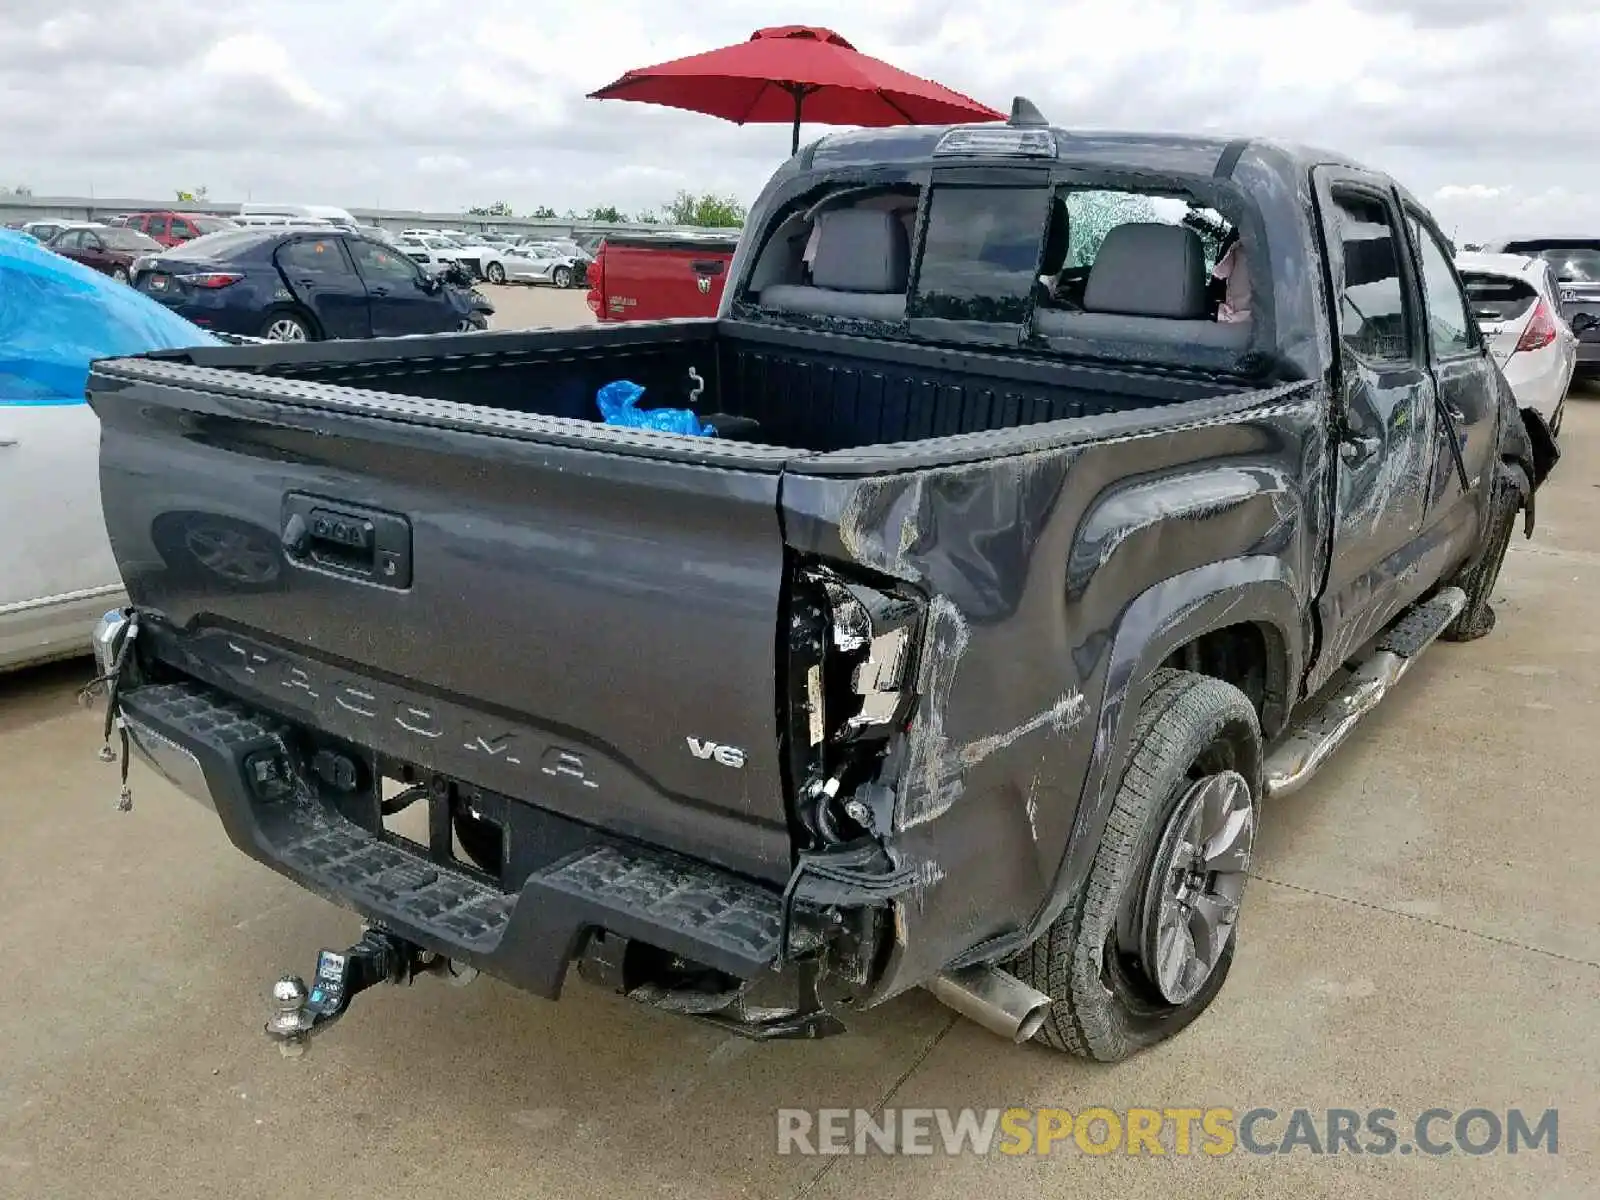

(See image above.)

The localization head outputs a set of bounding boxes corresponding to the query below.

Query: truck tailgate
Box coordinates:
[91,362,798,881]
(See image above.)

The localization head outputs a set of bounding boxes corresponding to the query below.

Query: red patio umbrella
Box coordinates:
[588,26,1004,155]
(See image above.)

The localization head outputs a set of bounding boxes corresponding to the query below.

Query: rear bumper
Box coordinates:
[114,669,843,1003]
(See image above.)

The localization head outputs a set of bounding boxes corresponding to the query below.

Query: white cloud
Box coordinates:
[199,32,336,116]
[0,0,1595,232]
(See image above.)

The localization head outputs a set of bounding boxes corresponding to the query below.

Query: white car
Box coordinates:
[394,234,504,281]
[1,398,125,671]
[396,233,469,273]
[1457,251,1578,435]
[497,242,584,288]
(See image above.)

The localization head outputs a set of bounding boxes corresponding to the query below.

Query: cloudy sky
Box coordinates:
[3,0,1596,240]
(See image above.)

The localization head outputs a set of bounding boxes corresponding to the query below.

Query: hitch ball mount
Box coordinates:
[265,926,478,1056]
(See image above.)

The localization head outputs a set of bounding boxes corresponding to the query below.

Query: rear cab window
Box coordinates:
[910,182,1048,332]
[737,158,1261,368]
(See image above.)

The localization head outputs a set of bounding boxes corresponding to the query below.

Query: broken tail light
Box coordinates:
[787,563,924,845]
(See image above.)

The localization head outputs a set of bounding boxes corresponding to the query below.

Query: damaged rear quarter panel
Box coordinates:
[780,382,1325,999]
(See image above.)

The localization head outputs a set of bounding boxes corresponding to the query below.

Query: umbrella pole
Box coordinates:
[790,85,803,155]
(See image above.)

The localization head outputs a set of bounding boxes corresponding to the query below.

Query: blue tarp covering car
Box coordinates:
[0,229,218,407]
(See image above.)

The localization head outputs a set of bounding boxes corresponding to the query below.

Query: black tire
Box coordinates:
[552,265,573,289]
[485,261,506,284]
[1015,668,1261,1062]
[1443,466,1523,642]
[111,266,130,284]
[260,309,314,342]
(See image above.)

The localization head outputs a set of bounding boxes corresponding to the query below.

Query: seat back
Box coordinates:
[1035,220,1252,351]
[1084,222,1208,318]
[759,208,910,321]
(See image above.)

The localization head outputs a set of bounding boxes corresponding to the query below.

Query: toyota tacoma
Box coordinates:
[86,99,1555,1060]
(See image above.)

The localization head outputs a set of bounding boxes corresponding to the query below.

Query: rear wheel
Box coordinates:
[485,261,506,284]
[262,311,312,342]
[111,266,130,284]
[1014,669,1261,1061]
[552,265,573,289]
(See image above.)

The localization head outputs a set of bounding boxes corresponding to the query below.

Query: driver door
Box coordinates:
[348,238,447,336]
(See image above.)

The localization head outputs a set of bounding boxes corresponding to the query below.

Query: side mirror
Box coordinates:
[1573,313,1597,335]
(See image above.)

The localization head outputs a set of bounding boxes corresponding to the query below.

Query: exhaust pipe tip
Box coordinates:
[926,965,1051,1044]
[1012,999,1050,1044]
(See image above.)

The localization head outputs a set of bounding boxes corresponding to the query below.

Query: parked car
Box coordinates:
[1484,238,1600,381]
[394,233,508,282]
[1457,251,1577,434]
[46,223,162,283]
[21,219,72,243]
[130,227,491,340]
[585,229,736,320]
[233,214,336,230]
[239,203,357,229]
[498,241,586,288]
[84,104,1555,1062]
[396,233,468,273]
[0,229,214,671]
[123,211,239,247]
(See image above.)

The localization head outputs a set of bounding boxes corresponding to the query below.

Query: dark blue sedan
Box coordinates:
[131,228,492,341]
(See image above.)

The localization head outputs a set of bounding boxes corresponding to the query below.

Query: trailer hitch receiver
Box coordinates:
[264,927,475,1056]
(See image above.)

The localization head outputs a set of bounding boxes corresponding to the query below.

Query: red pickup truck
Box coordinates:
[585,230,739,322]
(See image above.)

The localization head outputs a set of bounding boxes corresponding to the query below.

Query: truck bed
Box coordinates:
[144,319,1258,455]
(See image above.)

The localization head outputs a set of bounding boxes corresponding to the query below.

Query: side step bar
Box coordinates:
[1265,587,1466,799]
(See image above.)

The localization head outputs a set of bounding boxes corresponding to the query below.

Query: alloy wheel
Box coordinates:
[1139,769,1255,1005]
[265,317,307,341]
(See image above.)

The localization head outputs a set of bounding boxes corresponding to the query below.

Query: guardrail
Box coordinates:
[0,195,740,241]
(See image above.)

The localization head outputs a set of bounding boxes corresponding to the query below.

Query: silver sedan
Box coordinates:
[495,243,584,288]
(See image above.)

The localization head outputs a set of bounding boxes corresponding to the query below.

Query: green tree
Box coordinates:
[174,185,209,203]
[662,190,745,228]
[2,183,34,197]
[527,205,558,219]
[468,200,514,217]
[584,204,627,223]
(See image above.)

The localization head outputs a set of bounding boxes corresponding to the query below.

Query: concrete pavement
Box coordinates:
[1,370,1595,1198]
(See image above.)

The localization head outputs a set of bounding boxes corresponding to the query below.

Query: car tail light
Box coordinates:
[175,272,243,289]
[586,289,602,316]
[1515,300,1558,352]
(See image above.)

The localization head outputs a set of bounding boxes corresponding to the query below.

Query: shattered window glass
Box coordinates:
[1331,194,1411,363]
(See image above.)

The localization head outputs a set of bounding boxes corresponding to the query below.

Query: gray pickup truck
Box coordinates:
[88,99,1555,1062]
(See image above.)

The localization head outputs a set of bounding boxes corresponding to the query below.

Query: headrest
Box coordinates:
[1040,197,1071,276]
[1084,222,1208,319]
[811,208,910,294]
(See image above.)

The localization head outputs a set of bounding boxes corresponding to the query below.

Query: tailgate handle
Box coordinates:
[282,494,412,588]
[690,259,725,277]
